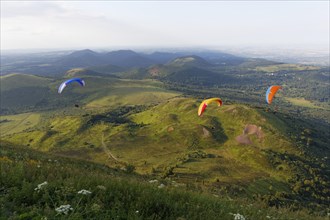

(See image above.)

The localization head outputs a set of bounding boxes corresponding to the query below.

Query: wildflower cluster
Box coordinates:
[34,181,48,192]
[78,189,92,195]
[55,204,73,215]
[149,179,158,183]
[233,213,246,220]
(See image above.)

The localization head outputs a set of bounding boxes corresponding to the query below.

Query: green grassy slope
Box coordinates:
[1,71,329,217]
[2,97,328,211]
[0,74,54,113]
[124,98,300,187]
[1,144,325,220]
[0,112,40,136]
[0,73,53,91]
[0,73,179,114]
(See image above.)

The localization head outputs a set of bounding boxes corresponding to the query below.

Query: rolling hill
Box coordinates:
[163,67,235,86]
[64,68,119,78]
[1,73,329,217]
[0,73,53,91]
[0,73,178,114]
[191,50,248,65]
[166,55,213,67]
[104,50,156,67]
[0,74,55,114]
[55,49,162,69]
[142,51,184,64]
[55,49,107,68]
[1,50,329,219]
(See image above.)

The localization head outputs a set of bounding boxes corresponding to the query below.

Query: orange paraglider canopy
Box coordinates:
[266,85,282,104]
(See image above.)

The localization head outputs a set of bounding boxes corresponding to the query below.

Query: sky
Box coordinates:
[1,1,329,51]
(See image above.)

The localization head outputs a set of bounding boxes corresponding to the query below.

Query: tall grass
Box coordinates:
[1,145,325,220]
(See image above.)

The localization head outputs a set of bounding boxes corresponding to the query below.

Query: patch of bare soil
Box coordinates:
[235,135,253,145]
[202,127,211,137]
[236,124,264,145]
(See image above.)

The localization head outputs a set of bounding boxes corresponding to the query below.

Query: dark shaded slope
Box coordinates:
[55,49,107,68]
[164,67,235,86]
[142,52,183,64]
[104,50,156,67]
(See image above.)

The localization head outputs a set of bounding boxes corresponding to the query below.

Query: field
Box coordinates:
[254,64,320,72]
[85,79,179,109]
[0,113,40,136]
[284,97,324,109]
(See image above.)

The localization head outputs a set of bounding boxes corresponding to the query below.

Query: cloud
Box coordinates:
[1,1,66,18]
[1,1,185,50]
[1,1,328,50]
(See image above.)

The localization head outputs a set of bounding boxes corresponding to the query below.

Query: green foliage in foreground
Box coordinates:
[0,145,327,220]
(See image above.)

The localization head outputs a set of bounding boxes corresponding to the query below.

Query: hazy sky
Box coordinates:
[1,1,329,51]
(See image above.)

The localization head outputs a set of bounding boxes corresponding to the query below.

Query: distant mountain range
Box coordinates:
[55,49,247,69]
[57,49,156,68]
[1,49,250,76]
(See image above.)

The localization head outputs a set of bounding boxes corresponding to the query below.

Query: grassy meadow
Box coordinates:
[0,113,41,136]
[284,97,325,109]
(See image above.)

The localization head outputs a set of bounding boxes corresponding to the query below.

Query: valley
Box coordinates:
[0,49,329,219]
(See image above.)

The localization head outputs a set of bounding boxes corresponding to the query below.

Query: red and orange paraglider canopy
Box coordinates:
[198,98,222,116]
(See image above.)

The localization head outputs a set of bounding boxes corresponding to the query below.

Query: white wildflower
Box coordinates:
[149,179,158,183]
[77,189,92,195]
[34,181,48,192]
[233,213,245,220]
[55,204,73,215]
[158,183,165,189]
[135,210,139,213]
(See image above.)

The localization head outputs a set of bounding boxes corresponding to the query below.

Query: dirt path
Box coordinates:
[101,133,120,162]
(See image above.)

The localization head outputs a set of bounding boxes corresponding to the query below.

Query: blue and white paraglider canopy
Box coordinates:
[58,78,86,94]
